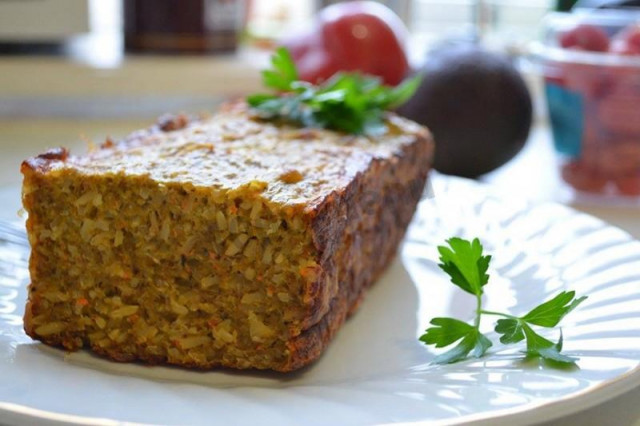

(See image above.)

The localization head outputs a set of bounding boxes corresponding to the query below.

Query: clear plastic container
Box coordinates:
[539,11,640,198]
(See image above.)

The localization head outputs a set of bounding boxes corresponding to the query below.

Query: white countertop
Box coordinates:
[0,54,638,426]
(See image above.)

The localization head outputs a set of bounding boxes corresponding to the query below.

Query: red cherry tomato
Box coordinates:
[615,174,640,196]
[611,24,640,55]
[598,92,640,136]
[559,24,610,52]
[281,1,410,86]
[561,160,608,193]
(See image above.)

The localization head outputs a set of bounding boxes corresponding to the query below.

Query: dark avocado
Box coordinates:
[398,45,533,178]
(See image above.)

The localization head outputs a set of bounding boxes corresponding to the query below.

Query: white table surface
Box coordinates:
[0,55,638,426]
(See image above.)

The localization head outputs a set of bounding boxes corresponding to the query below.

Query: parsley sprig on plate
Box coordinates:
[420,237,587,366]
[247,47,421,135]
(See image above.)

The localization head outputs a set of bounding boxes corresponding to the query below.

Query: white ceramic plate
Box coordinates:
[1,175,639,426]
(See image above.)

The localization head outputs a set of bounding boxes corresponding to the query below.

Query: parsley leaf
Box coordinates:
[494,318,525,344]
[522,291,587,327]
[522,324,576,364]
[437,237,491,296]
[492,292,586,363]
[382,74,422,109]
[495,319,576,363]
[422,237,588,368]
[260,47,298,91]
[420,318,492,364]
[420,317,476,348]
[247,48,421,135]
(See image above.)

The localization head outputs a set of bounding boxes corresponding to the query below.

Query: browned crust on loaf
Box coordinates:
[20,114,196,177]
[21,147,69,174]
[282,128,433,371]
[156,113,190,132]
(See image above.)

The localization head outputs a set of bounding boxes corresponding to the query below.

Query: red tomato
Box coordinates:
[281,1,410,86]
[559,24,610,52]
[283,30,340,84]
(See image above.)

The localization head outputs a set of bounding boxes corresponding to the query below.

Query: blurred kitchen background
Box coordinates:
[1,0,640,241]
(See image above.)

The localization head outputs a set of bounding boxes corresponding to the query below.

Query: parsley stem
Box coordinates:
[480,310,518,319]
[474,294,483,329]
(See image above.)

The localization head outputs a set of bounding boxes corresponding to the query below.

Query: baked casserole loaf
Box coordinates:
[21,104,433,372]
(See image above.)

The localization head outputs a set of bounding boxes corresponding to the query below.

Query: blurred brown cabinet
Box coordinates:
[124,0,246,53]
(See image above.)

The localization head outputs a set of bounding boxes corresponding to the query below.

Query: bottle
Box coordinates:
[124,0,245,54]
